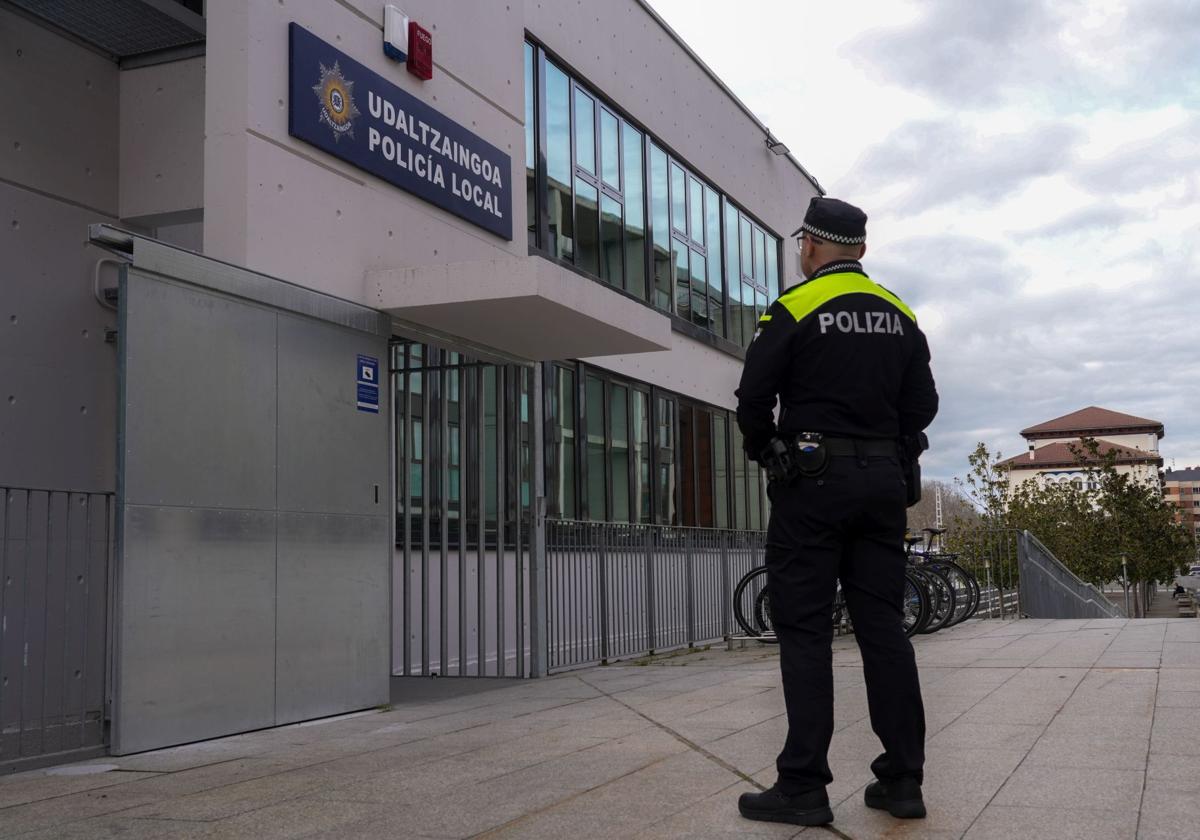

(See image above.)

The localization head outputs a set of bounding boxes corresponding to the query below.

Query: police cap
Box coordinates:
[791,197,867,245]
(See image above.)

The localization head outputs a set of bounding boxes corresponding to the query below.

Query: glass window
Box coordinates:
[754,228,767,287]
[524,43,536,248]
[690,248,708,328]
[622,123,646,299]
[600,109,620,189]
[573,87,595,174]
[633,389,651,524]
[741,281,757,348]
[696,407,714,527]
[713,413,729,528]
[610,384,630,522]
[600,194,622,286]
[740,216,753,279]
[673,239,690,321]
[689,177,705,244]
[554,366,576,518]
[544,63,573,261]
[575,177,600,276]
[679,404,696,526]
[585,375,606,520]
[705,186,723,336]
[649,145,671,311]
[656,395,676,525]
[724,201,741,345]
[765,237,779,301]
[731,425,747,530]
[670,163,687,234]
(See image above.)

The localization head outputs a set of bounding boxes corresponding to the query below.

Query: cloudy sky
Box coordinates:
[650,0,1200,482]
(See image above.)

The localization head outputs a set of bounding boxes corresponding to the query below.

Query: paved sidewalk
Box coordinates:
[3,618,1200,839]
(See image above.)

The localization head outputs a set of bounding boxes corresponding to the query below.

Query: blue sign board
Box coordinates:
[356,354,380,414]
[288,23,512,240]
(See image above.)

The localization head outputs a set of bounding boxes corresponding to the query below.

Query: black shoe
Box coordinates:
[738,786,833,826]
[864,778,926,819]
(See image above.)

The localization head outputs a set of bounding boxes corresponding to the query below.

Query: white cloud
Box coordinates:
[648,0,1200,481]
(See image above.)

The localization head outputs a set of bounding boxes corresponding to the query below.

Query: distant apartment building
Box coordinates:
[1163,467,1200,546]
[1000,406,1164,495]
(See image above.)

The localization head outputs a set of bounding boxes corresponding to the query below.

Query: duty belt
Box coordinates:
[816,437,898,457]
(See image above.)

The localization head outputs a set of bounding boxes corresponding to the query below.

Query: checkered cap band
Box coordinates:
[800,221,866,245]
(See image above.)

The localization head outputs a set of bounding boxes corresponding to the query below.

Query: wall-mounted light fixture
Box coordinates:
[765,134,790,156]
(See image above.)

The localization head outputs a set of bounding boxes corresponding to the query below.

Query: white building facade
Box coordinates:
[1,0,821,768]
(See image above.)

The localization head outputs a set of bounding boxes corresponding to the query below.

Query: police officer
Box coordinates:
[735,197,938,827]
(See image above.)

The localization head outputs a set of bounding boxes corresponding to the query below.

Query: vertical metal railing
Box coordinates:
[1,488,112,772]
[545,520,766,672]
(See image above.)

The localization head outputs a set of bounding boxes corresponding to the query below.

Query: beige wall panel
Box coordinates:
[203,1,251,262]
[0,183,118,491]
[585,332,741,411]
[0,8,118,215]
[337,0,525,119]
[241,133,510,302]
[119,57,206,219]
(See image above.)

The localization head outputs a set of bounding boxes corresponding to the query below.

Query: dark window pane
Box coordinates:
[690,248,708,329]
[585,375,606,520]
[754,227,767,287]
[622,123,646,299]
[524,43,536,248]
[689,177,704,245]
[656,396,676,525]
[574,88,595,174]
[740,215,753,280]
[714,413,729,529]
[679,404,696,526]
[650,145,671,311]
[610,384,630,522]
[724,201,741,345]
[545,63,573,260]
[600,194,622,286]
[555,366,576,518]
[483,367,499,528]
[766,235,780,300]
[673,238,690,321]
[706,186,723,336]
[634,390,651,524]
[741,281,757,347]
[731,424,747,530]
[696,408,714,527]
[670,163,686,234]
[600,109,620,189]
[575,177,599,275]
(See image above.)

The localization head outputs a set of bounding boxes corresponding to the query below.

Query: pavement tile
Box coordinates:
[1145,752,1200,790]
[1023,732,1149,770]
[1160,641,1200,666]
[1134,781,1199,839]
[992,765,1144,810]
[629,781,803,839]
[965,804,1138,839]
[927,721,1044,752]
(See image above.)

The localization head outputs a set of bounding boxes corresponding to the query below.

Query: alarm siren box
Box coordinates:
[383,5,409,61]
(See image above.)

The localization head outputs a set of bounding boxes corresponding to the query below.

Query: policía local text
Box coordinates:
[366,91,504,219]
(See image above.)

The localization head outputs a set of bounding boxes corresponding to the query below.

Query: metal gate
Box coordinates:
[1,488,111,773]
[93,226,392,755]
[391,342,538,677]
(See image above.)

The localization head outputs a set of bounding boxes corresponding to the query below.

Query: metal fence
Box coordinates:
[1016,531,1125,619]
[947,528,1022,619]
[1,488,112,773]
[546,521,765,671]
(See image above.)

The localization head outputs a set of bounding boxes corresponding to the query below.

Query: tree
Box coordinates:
[906,480,979,534]
[950,439,1196,616]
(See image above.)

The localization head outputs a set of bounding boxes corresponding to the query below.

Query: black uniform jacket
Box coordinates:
[735,260,938,460]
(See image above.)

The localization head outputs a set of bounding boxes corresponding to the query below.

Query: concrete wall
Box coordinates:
[0,7,120,491]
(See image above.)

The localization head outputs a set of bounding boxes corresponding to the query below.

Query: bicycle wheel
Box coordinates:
[902,571,929,637]
[917,566,957,633]
[929,561,976,627]
[753,585,778,642]
[733,566,772,638]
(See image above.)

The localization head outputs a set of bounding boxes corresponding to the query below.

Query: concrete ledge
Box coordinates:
[367,255,672,361]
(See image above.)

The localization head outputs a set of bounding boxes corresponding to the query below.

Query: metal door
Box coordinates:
[95,227,391,754]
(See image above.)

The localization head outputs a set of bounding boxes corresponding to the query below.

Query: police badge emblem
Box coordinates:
[312,61,361,142]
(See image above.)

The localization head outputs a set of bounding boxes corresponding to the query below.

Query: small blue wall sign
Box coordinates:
[356,354,380,414]
[288,23,512,240]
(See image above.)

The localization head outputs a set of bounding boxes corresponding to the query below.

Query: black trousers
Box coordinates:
[765,454,925,793]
